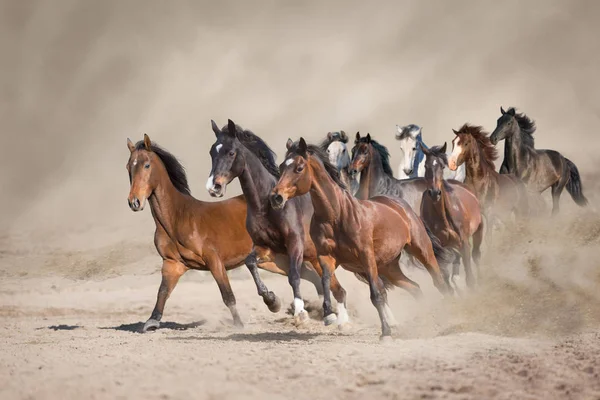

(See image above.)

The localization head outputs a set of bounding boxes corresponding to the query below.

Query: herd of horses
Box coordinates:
[126,106,588,339]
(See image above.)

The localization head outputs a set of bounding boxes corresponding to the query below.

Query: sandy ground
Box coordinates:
[2,203,600,400]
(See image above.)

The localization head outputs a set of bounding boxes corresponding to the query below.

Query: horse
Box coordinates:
[395,124,466,182]
[270,137,453,339]
[490,106,588,215]
[126,134,263,332]
[206,119,349,326]
[319,131,359,195]
[448,124,529,240]
[419,142,484,289]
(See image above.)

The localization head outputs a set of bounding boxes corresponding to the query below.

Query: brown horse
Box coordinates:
[448,124,529,237]
[270,138,452,339]
[126,134,286,332]
[420,143,484,289]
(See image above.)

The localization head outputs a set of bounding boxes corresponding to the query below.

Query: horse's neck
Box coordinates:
[238,150,277,213]
[464,147,491,194]
[309,161,345,223]
[413,138,427,177]
[149,174,191,235]
[433,187,453,230]
[356,150,393,199]
[505,131,528,174]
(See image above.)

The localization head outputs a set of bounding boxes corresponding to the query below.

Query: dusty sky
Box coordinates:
[1,0,598,239]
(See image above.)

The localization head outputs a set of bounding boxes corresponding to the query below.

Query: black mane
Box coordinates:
[135,141,191,195]
[355,137,394,177]
[222,124,280,178]
[508,107,536,148]
[287,142,347,190]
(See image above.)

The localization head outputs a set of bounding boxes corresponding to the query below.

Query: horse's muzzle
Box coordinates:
[427,189,441,202]
[403,168,413,176]
[270,193,285,209]
[128,196,144,212]
[208,183,224,198]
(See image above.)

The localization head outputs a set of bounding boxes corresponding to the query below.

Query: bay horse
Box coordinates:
[490,107,588,215]
[319,131,359,195]
[126,134,263,332]
[270,137,452,339]
[419,143,484,289]
[206,119,349,326]
[448,124,529,238]
[395,124,466,182]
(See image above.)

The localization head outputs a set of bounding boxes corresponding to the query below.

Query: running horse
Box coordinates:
[490,107,588,215]
[126,134,277,332]
[448,124,529,238]
[319,131,359,195]
[419,143,484,289]
[270,138,452,339]
[206,120,349,326]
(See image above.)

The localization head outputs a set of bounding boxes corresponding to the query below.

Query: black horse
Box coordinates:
[490,107,588,215]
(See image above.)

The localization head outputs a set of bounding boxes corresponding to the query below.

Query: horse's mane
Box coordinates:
[135,140,191,195]
[355,137,394,177]
[428,145,449,167]
[319,131,348,151]
[222,123,280,178]
[287,142,347,190]
[397,124,422,140]
[456,124,497,169]
[507,107,536,148]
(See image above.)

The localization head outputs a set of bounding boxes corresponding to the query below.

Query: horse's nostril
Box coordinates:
[213,183,222,191]
[272,194,283,205]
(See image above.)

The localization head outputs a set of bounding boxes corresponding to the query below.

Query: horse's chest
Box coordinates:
[246,216,283,250]
[310,222,337,254]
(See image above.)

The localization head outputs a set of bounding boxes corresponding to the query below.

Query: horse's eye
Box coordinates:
[342,149,346,153]
[229,151,235,157]
[296,165,304,173]
[327,149,330,153]
[144,163,150,169]
[413,147,416,151]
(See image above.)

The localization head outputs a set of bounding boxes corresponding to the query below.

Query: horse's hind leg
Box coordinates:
[360,251,392,339]
[300,263,324,297]
[380,260,422,300]
[551,177,567,216]
[460,242,475,289]
[206,253,243,328]
[472,221,484,283]
[405,230,450,296]
[245,247,282,313]
[144,259,187,332]
[315,255,349,326]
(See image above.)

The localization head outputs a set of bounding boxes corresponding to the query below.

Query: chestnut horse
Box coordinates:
[270,138,452,339]
[126,134,263,332]
[448,124,529,238]
[420,143,484,289]
[206,120,349,326]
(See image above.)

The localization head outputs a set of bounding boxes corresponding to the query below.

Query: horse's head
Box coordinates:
[206,119,246,197]
[348,132,373,176]
[448,127,472,171]
[395,124,422,176]
[421,142,448,202]
[126,134,161,212]
[270,138,312,209]
[327,141,350,171]
[490,106,518,145]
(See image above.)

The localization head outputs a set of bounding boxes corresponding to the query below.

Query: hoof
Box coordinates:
[337,322,352,333]
[294,310,309,326]
[265,293,281,313]
[233,319,244,329]
[380,335,393,343]
[323,313,337,326]
[142,319,160,333]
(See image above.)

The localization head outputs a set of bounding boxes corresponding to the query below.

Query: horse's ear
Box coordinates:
[327,132,334,141]
[227,119,237,138]
[419,142,429,155]
[143,134,152,150]
[355,132,361,143]
[211,120,221,137]
[298,137,308,157]
[127,138,135,153]
[507,108,515,116]
[440,142,447,154]
[339,130,348,142]
[366,133,372,143]
[500,106,506,115]
[286,138,294,150]
[452,128,459,135]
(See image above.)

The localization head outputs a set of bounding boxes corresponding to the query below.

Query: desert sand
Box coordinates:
[1,1,600,399]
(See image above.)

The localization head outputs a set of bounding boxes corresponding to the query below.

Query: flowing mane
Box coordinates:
[507,107,536,148]
[222,123,280,178]
[135,140,191,195]
[355,137,394,177]
[319,131,348,151]
[456,124,498,170]
[287,142,347,189]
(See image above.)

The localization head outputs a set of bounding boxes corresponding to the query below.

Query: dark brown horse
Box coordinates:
[490,107,588,215]
[207,120,349,326]
[448,124,529,237]
[270,138,452,339]
[420,143,484,289]
[126,134,260,332]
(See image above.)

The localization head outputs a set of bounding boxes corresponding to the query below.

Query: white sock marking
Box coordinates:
[293,298,305,316]
[337,303,349,325]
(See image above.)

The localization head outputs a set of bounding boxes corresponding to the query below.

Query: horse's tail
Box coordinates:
[353,272,395,290]
[421,218,455,267]
[565,158,588,207]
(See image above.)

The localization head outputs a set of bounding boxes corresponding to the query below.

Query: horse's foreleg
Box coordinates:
[286,239,308,325]
[316,255,349,326]
[460,242,475,288]
[551,179,566,216]
[360,251,392,340]
[206,253,243,328]
[144,259,187,333]
[245,248,282,313]
[472,221,484,282]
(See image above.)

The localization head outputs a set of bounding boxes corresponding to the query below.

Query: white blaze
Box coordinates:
[205,174,214,190]
[285,158,294,166]
[215,144,223,153]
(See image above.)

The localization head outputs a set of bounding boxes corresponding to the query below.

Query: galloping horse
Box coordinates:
[319,131,358,195]
[395,124,466,182]
[448,124,529,237]
[270,138,452,339]
[420,143,484,288]
[490,107,588,215]
[126,134,258,332]
[206,120,349,326]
